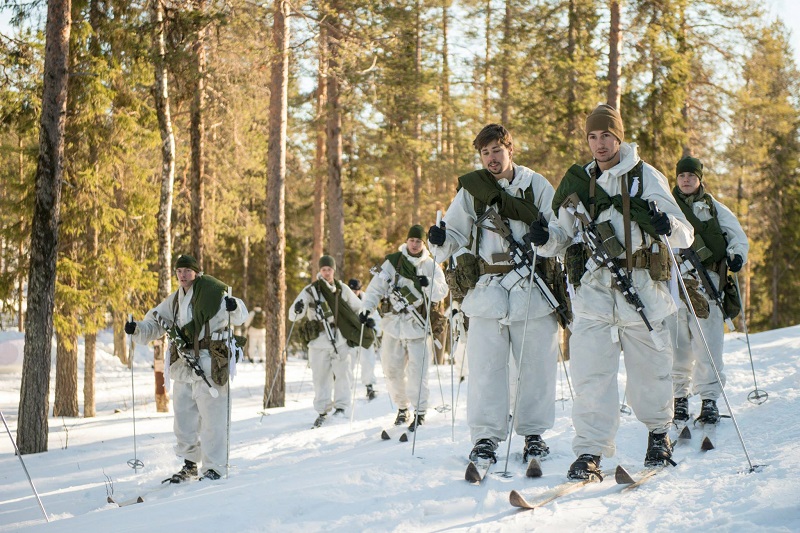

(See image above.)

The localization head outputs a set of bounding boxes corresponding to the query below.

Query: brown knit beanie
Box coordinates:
[585,104,625,142]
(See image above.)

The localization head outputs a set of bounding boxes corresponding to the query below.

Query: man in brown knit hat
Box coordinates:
[528,104,694,480]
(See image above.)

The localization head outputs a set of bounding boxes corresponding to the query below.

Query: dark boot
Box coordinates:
[201,469,221,481]
[522,435,550,462]
[394,408,409,426]
[567,454,602,481]
[312,413,327,428]
[644,431,675,467]
[469,438,498,464]
[696,399,720,425]
[407,412,425,433]
[164,460,198,484]
[673,397,690,422]
[366,384,377,401]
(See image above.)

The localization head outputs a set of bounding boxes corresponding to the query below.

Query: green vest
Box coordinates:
[313,279,375,349]
[180,274,228,342]
[552,161,658,238]
[672,187,728,265]
[458,168,539,225]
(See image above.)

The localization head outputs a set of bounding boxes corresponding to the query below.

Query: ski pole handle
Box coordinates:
[436,210,443,226]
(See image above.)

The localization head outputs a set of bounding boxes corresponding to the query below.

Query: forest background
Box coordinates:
[0,0,798,454]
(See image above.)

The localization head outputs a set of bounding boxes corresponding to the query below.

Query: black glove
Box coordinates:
[727,254,744,273]
[294,300,305,314]
[124,321,136,335]
[528,217,550,246]
[359,311,376,329]
[224,296,237,312]
[649,209,671,236]
[427,221,446,246]
[418,275,429,287]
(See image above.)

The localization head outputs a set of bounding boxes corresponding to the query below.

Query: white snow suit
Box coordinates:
[133,280,248,475]
[244,309,267,362]
[350,309,380,387]
[433,164,559,445]
[289,275,362,415]
[362,243,447,413]
[667,193,748,401]
[538,143,694,458]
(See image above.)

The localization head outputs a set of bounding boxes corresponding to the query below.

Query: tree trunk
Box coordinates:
[17,0,71,454]
[152,0,175,412]
[313,24,328,280]
[83,333,96,417]
[263,0,290,409]
[412,0,422,222]
[17,133,25,332]
[499,0,511,126]
[53,330,79,418]
[326,5,345,271]
[190,0,207,266]
[607,0,622,110]
[567,0,578,136]
[482,0,492,124]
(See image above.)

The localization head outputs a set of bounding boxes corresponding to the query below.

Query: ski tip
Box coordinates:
[509,489,534,510]
[107,496,115,505]
[525,458,543,478]
[614,465,636,485]
[701,436,715,451]
[679,425,692,440]
[381,430,391,440]
[399,433,408,442]
[465,462,482,483]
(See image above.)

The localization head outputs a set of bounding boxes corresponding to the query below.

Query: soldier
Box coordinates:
[348,279,380,400]
[244,306,267,363]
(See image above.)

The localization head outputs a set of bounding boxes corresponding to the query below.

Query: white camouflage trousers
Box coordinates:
[309,340,353,414]
[380,333,431,412]
[667,305,726,401]
[172,379,228,476]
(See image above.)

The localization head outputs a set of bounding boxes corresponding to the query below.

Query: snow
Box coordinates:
[1,325,799,532]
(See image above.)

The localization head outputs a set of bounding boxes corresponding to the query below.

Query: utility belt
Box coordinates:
[566,240,671,286]
[478,259,514,276]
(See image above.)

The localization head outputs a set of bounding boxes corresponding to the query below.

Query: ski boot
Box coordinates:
[163,459,198,484]
[312,413,327,428]
[567,454,602,481]
[644,431,676,467]
[201,469,221,481]
[366,384,377,401]
[673,397,690,423]
[394,408,409,426]
[407,412,425,433]
[469,438,498,464]
[695,399,720,425]
[332,408,346,417]
[522,435,550,462]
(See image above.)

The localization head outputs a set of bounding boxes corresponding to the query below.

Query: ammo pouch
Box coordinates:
[444,253,480,301]
[595,220,625,258]
[690,234,714,264]
[209,338,246,386]
[379,298,392,315]
[537,257,573,328]
[722,275,742,319]
[679,278,710,319]
[428,303,447,338]
[565,243,589,287]
[297,318,323,347]
[647,240,672,282]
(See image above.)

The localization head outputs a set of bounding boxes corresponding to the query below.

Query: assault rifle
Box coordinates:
[306,284,339,355]
[372,266,443,350]
[679,247,736,331]
[477,209,571,328]
[561,193,666,351]
[152,311,219,398]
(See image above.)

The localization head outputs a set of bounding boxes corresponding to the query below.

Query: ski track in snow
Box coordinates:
[1,326,799,532]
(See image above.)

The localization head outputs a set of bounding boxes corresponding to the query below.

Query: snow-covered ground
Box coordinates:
[1,325,798,532]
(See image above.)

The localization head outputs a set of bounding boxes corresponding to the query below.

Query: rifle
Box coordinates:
[678,247,736,331]
[306,283,339,355]
[560,193,666,351]
[372,265,443,350]
[152,311,219,398]
[477,209,571,328]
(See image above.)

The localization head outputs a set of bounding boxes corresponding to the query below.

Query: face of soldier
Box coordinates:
[587,130,621,170]
[479,140,514,181]
[406,237,424,255]
[175,267,198,292]
[320,266,335,284]
[677,171,701,195]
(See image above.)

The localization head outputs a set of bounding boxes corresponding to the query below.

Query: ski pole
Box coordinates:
[350,322,366,426]
[127,314,143,472]
[732,273,768,404]
[652,201,762,473]
[412,211,441,456]
[1,409,49,522]
[498,242,539,478]
[225,288,233,479]
[556,341,574,404]
[448,291,456,441]
[433,332,451,414]
[620,391,631,415]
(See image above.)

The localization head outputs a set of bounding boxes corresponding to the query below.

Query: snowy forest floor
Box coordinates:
[1,325,799,532]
